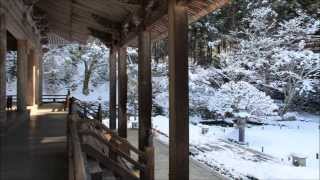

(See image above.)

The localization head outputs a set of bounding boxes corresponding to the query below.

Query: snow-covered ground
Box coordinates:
[67,82,109,102]
[43,82,109,103]
[141,113,319,179]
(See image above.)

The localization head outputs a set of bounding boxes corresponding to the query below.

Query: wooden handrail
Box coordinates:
[78,119,145,158]
[68,115,87,180]
[79,130,146,171]
[68,97,154,180]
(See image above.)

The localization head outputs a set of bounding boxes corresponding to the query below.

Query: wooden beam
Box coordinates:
[118,46,128,138]
[0,11,7,127]
[168,1,189,180]
[109,46,117,130]
[17,40,28,112]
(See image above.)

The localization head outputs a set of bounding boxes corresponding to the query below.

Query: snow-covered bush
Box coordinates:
[208,81,278,119]
[153,75,169,115]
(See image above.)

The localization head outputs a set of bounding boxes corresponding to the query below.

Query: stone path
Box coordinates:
[127,129,227,180]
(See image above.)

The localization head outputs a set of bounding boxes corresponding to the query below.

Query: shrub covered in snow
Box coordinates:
[208,81,278,119]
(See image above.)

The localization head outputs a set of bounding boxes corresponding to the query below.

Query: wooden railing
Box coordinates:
[68,115,87,180]
[70,97,103,122]
[42,94,68,103]
[68,97,154,180]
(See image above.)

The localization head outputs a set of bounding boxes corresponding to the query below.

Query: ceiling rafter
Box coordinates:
[91,14,121,32]
[117,0,140,5]
[88,27,113,46]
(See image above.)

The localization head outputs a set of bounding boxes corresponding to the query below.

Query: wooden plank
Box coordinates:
[0,11,6,126]
[17,40,28,112]
[168,1,189,180]
[109,47,117,130]
[118,46,127,138]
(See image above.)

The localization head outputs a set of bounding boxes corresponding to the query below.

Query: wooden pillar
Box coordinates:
[168,1,189,180]
[38,52,43,104]
[117,46,127,138]
[109,47,117,130]
[0,11,6,126]
[138,30,154,180]
[26,49,35,106]
[138,30,153,149]
[34,50,40,105]
[17,40,28,112]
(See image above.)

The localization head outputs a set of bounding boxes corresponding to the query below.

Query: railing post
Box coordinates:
[69,97,75,115]
[65,90,70,111]
[97,103,102,123]
[143,146,155,180]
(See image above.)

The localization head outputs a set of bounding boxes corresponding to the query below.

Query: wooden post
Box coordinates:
[26,49,35,106]
[17,40,28,112]
[65,90,70,111]
[144,147,155,180]
[69,97,75,115]
[97,103,102,123]
[138,29,154,180]
[38,52,43,103]
[34,50,40,105]
[0,11,7,127]
[109,47,117,130]
[168,1,189,180]
[118,46,127,138]
[138,30,153,150]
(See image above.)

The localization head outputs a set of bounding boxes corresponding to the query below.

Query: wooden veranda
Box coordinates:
[0,0,229,179]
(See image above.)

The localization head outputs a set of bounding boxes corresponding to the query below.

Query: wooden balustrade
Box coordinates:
[68,97,153,180]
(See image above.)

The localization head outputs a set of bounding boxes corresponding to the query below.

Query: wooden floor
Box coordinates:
[127,129,226,180]
[0,104,68,180]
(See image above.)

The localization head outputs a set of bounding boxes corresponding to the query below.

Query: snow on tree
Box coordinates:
[208,81,278,120]
[152,63,169,115]
[6,51,17,82]
[43,37,109,95]
[68,38,108,95]
[127,48,139,116]
[189,66,227,114]
[43,47,73,93]
[5,51,17,94]
[220,5,280,84]
[219,3,320,113]
[272,12,320,113]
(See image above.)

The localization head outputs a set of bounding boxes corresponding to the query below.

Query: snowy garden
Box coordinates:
[5,0,320,179]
